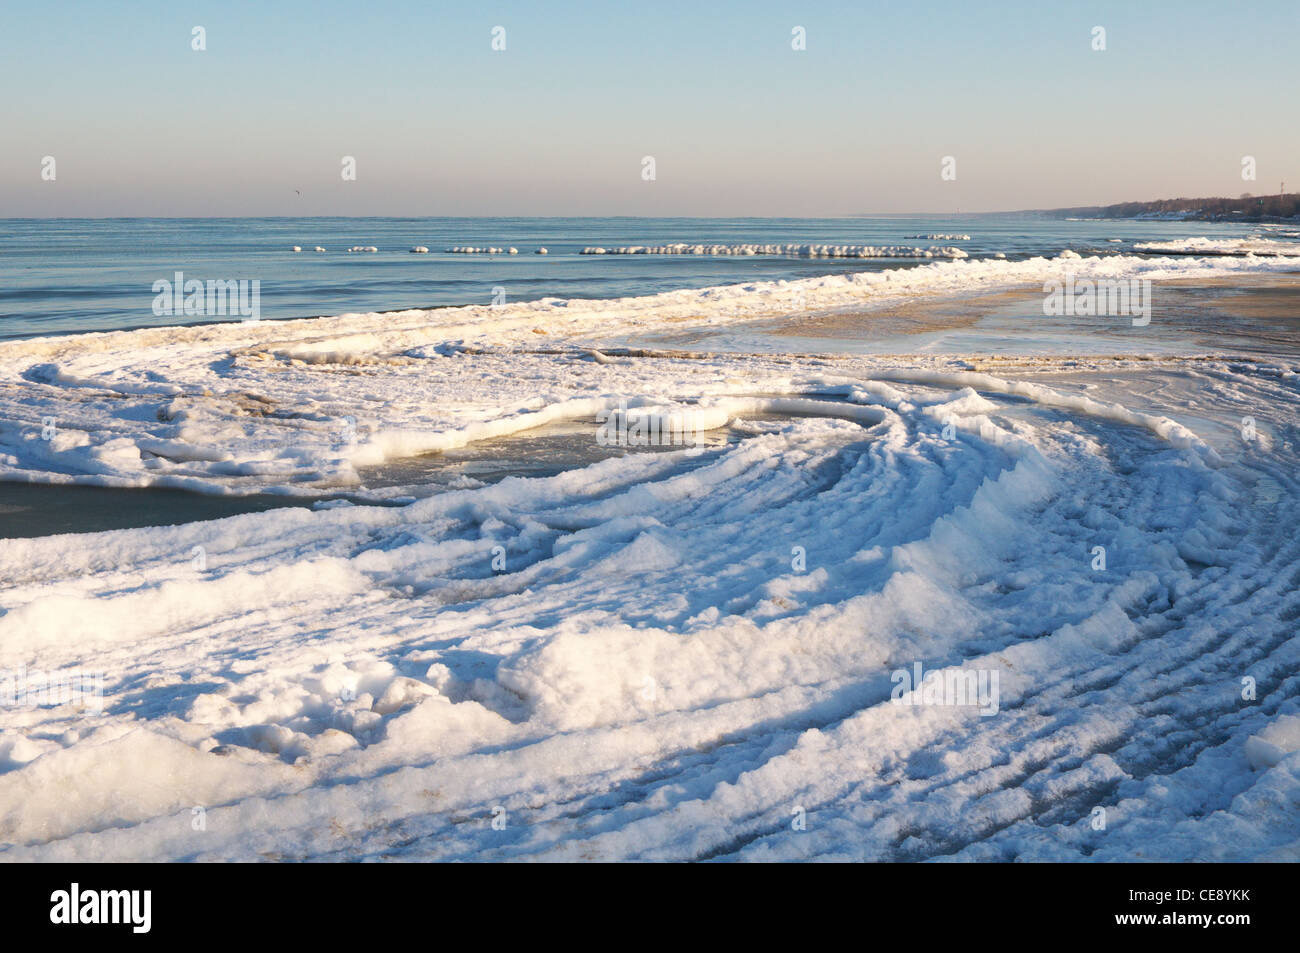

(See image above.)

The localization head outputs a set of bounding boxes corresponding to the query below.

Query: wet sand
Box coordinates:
[770,285,1034,339]
[859,273,1300,357]
[630,272,1300,358]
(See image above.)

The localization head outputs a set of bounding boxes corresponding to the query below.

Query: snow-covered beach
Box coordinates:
[2,251,1299,861]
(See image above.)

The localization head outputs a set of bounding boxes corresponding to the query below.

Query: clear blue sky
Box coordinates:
[2,0,1296,216]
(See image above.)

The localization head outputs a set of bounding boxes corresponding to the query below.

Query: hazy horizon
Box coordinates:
[3,201,1287,222]
[4,0,1297,217]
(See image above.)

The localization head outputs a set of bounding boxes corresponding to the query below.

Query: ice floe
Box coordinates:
[581,243,969,259]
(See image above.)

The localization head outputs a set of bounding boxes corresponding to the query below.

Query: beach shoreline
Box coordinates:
[3,248,1300,863]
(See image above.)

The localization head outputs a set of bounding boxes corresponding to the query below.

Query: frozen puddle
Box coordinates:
[357,416,737,492]
[0,406,863,537]
[356,404,856,493]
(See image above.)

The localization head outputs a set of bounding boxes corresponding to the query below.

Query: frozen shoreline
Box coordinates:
[2,251,1298,497]
[2,252,1299,862]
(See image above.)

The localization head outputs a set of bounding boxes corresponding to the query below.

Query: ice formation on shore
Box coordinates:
[1,249,1298,862]
[1135,237,1300,257]
[581,243,969,259]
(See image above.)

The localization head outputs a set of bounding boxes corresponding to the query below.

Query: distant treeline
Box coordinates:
[1044,193,1300,222]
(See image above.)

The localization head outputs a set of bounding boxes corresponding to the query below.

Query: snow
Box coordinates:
[1135,236,1300,257]
[0,251,1295,497]
[1246,715,1300,770]
[1,250,1299,861]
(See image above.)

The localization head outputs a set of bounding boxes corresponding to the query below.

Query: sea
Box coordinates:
[0,215,1289,339]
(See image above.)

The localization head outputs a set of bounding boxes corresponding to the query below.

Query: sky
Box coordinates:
[2,0,1297,217]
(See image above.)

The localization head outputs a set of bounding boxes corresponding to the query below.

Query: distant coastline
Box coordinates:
[1039,193,1300,223]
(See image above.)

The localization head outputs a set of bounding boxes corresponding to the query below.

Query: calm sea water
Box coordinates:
[0,215,1279,339]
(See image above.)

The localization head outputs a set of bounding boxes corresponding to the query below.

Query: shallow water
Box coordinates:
[0,482,316,539]
[0,411,840,538]
[355,417,738,491]
[617,273,1300,359]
